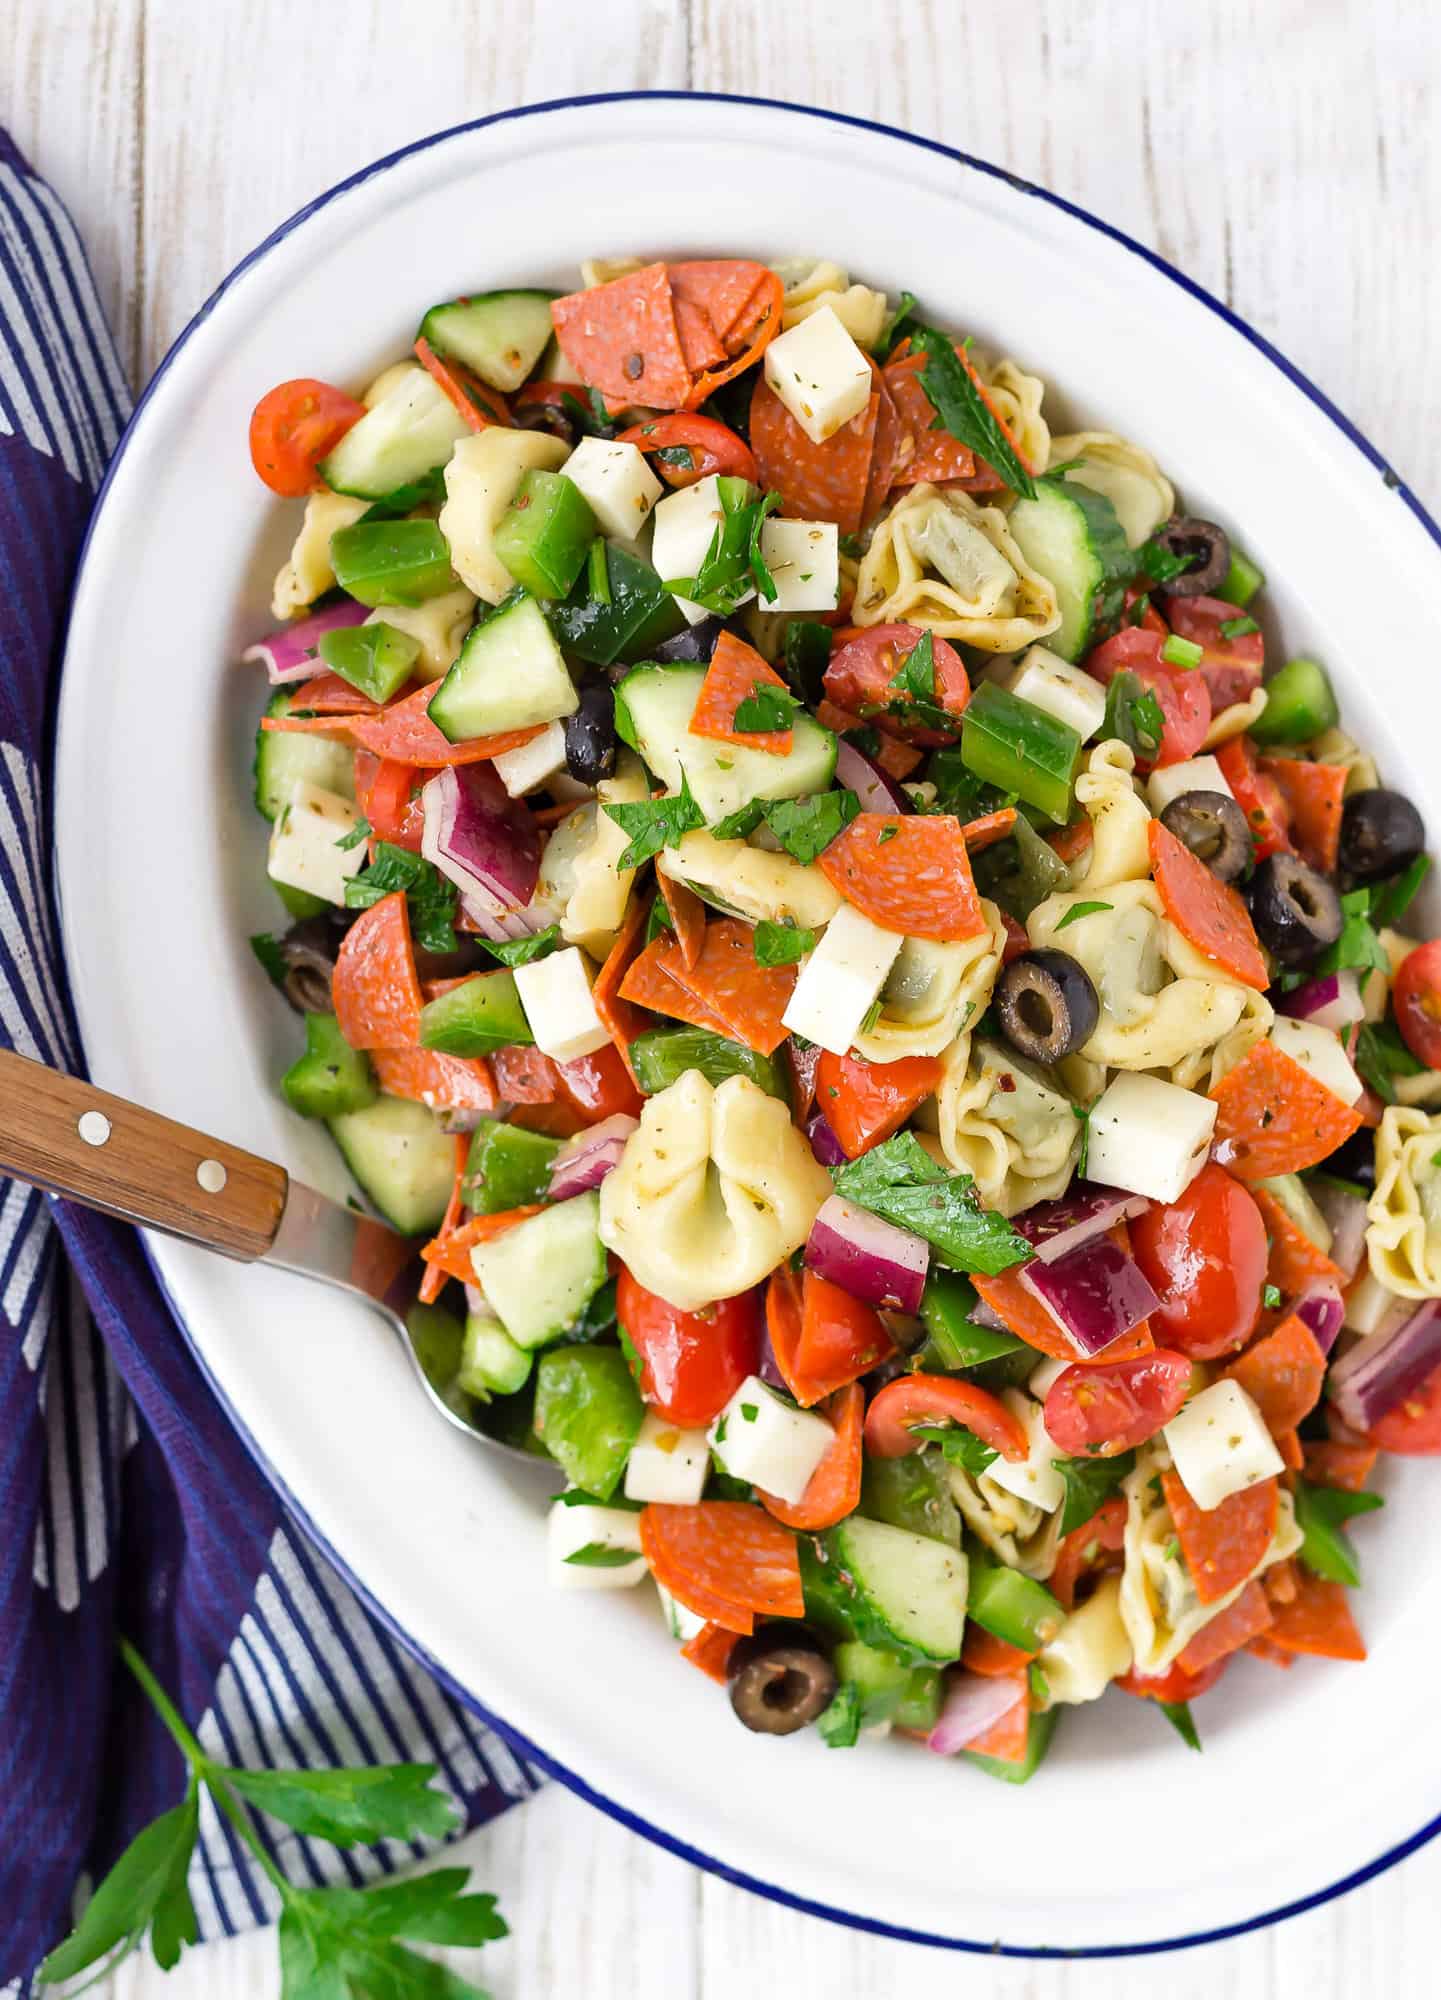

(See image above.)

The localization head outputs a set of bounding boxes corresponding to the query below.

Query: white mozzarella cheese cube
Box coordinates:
[980,1392,1067,1514]
[781,904,905,1057]
[1163,1379,1284,1512]
[758,518,840,612]
[1028,1355,1072,1401]
[1007,646,1108,743]
[513,946,610,1062]
[1268,1015,1363,1105]
[1344,1269,1412,1337]
[547,1497,647,1589]
[1146,754,1236,816]
[561,436,663,542]
[490,719,569,797]
[267,781,365,907]
[762,306,872,445]
[1084,1072,1218,1205]
[656,1581,706,1642]
[650,474,751,625]
[624,1410,711,1506]
[707,1375,834,1505]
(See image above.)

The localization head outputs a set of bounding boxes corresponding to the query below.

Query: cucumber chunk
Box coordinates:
[1006,478,1133,661]
[859,1453,962,1548]
[427,589,578,742]
[318,369,468,500]
[1248,657,1338,745]
[967,1554,1065,1652]
[328,1096,456,1235]
[405,1301,471,1421]
[960,681,1080,826]
[462,1121,560,1213]
[618,663,837,821]
[469,1192,609,1349]
[418,968,533,1056]
[253,689,356,822]
[419,291,556,394]
[457,1310,534,1398]
[494,470,596,599]
[282,1013,377,1119]
[818,1515,968,1662]
[330,521,456,609]
[1223,546,1265,606]
[533,1345,644,1499]
[831,1640,942,1732]
[548,542,686,665]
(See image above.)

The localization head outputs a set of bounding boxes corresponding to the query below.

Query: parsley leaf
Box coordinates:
[710,800,766,842]
[603,771,707,870]
[885,628,954,735]
[906,323,1036,497]
[561,387,617,438]
[250,932,287,984]
[476,925,561,968]
[1263,1283,1283,1310]
[753,920,816,967]
[1315,887,1391,980]
[1051,1451,1136,1538]
[345,842,458,954]
[335,813,372,852]
[1071,1102,1090,1179]
[1055,899,1113,931]
[762,788,863,864]
[1354,1018,1425,1103]
[1369,854,1430,927]
[877,288,918,359]
[1295,1478,1384,1587]
[780,619,833,707]
[910,1424,999,1477]
[1138,537,1196,585]
[225,1761,459,1845]
[1102,669,1165,763]
[645,895,676,942]
[1219,615,1260,639]
[733,680,802,735]
[1159,1700,1203,1752]
[663,482,781,614]
[563,1543,642,1568]
[833,1132,1034,1274]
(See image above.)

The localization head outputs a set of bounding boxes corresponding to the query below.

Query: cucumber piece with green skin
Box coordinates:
[960,681,1081,826]
[427,589,578,742]
[463,1121,560,1214]
[469,1192,609,1350]
[457,1311,533,1398]
[548,542,686,666]
[493,470,597,599]
[628,1026,789,1102]
[419,291,557,394]
[966,1553,1065,1651]
[1006,478,1134,661]
[618,663,837,822]
[859,1453,962,1548]
[532,1344,644,1499]
[404,1302,473,1421]
[963,1703,1059,1784]
[830,1640,941,1732]
[1248,657,1338,745]
[317,621,420,704]
[817,1515,968,1663]
[282,1013,378,1119]
[318,370,468,500]
[330,521,456,609]
[894,1663,944,1733]
[920,1271,1024,1371]
[418,968,533,1056]
[253,689,356,822]
[328,1096,456,1235]
[274,880,329,921]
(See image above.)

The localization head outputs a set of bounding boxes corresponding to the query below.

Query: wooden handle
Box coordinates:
[0,1047,289,1260]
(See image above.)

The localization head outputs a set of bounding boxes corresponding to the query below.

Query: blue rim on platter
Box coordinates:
[56,90,1441,1959]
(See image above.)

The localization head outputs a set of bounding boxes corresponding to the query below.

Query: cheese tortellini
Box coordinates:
[534,753,648,960]
[657,830,842,931]
[1034,1574,1133,1706]
[270,489,368,620]
[1046,431,1174,549]
[1367,1105,1441,1298]
[598,1071,832,1312]
[439,429,569,604]
[853,484,1061,651]
[1120,1445,1301,1676]
[774,257,889,349]
[1070,739,1152,890]
[933,1037,1079,1214]
[851,903,1005,1064]
[975,355,1051,476]
[366,587,476,679]
[944,1460,1063,1581]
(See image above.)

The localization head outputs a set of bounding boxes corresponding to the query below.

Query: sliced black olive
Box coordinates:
[1318,1126,1378,1192]
[1339,788,1425,885]
[727,1624,837,1736]
[995,949,1100,1064]
[1159,789,1253,884]
[276,911,354,1014]
[653,615,726,664]
[564,681,618,787]
[1246,852,1343,967]
[1152,515,1232,598]
[513,400,577,448]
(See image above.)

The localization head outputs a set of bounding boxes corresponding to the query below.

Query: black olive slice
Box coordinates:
[995,949,1100,1064]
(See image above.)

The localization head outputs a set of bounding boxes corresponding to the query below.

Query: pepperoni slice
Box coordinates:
[760,1383,863,1531]
[679,1621,739,1684]
[1048,1494,1128,1610]
[1261,757,1347,875]
[591,893,652,1079]
[419,1203,544,1287]
[688,631,795,755]
[667,919,796,1057]
[1219,1312,1327,1433]
[962,1627,1037,1674]
[331,893,422,1050]
[1264,1571,1366,1660]
[491,1045,562,1103]
[1176,1579,1274,1675]
[370,1047,497,1114]
[882,350,978,485]
[289,672,383,716]
[960,807,1018,853]
[657,873,708,973]
[668,260,775,351]
[815,1049,942,1157]
[1161,1469,1277,1606]
[1148,819,1268,989]
[618,937,732,1036]
[748,374,880,539]
[1250,1185,1348,1294]
[264,680,544,766]
[818,813,986,943]
[1301,1439,1379,1493]
[1247,1634,1297,1670]
[683,269,784,411]
[413,336,511,432]
[863,364,912,524]
[1209,1041,1364,1182]
[639,1502,804,1631]
[672,295,727,375]
[972,1227,1155,1367]
[550,264,693,411]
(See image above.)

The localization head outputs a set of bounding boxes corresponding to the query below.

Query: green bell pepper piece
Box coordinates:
[1222,546,1265,606]
[548,542,685,665]
[960,681,1081,826]
[418,968,533,1056]
[494,468,597,599]
[281,1014,377,1119]
[463,1121,561,1214]
[533,1346,644,1500]
[967,1553,1066,1651]
[330,520,456,607]
[920,1271,1024,1371]
[317,620,420,703]
[628,1026,789,1102]
[1247,657,1338,746]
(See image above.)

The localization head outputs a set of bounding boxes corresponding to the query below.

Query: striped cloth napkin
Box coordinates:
[0,131,536,1989]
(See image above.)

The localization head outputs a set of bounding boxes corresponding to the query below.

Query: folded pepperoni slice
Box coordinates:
[657,872,708,972]
[683,269,785,411]
[668,260,775,351]
[818,813,986,943]
[689,630,795,755]
[760,1383,863,1532]
[331,892,422,1050]
[882,350,978,485]
[679,1621,739,1683]
[639,1502,805,1629]
[550,263,693,411]
[1162,1470,1277,1606]
[749,374,879,539]
[1175,1579,1274,1675]
[667,919,796,1056]
[673,295,727,375]
[351,683,543,766]
[288,672,383,716]
[618,937,732,1036]
[591,893,653,1082]
[863,364,911,525]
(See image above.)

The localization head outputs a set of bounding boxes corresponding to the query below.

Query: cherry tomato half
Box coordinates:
[1130,1163,1268,1360]
[248,378,366,497]
[822,623,971,747]
[1393,938,1441,1070]
[1085,627,1211,768]
[1043,1349,1193,1458]
[1115,1657,1227,1704]
[863,1374,1029,1464]
[355,755,431,852]
[555,1043,644,1124]
[1365,1357,1441,1455]
[1162,593,1265,712]
[615,1270,760,1427]
[1214,735,1291,860]
[618,414,758,488]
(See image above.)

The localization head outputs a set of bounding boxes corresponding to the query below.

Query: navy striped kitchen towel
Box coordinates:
[0,130,537,1987]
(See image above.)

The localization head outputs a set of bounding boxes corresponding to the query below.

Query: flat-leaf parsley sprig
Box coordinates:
[41,1638,506,1996]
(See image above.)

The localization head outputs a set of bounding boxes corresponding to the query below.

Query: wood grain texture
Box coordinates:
[2,1,1438,1994]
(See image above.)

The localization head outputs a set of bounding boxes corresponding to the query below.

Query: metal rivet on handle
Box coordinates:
[78,1111,111,1147]
[196,1159,228,1195]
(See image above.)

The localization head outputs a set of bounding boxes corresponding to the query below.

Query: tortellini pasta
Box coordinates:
[976,356,1051,475]
[598,1071,832,1312]
[581,254,646,288]
[439,429,569,604]
[932,1037,1078,1214]
[1310,726,1380,798]
[366,587,476,679]
[1119,1443,1301,1676]
[1202,685,1269,751]
[535,753,648,960]
[1046,431,1174,549]
[1070,739,1153,890]
[1034,1574,1133,1706]
[853,483,1061,651]
[270,489,367,620]
[945,1459,1063,1580]
[657,829,842,931]
[851,904,1005,1064]
[1367,1105,1441,1298]
[774,257,889,350]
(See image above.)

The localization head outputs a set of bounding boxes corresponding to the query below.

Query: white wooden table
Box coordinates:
[7,2,1440,1994]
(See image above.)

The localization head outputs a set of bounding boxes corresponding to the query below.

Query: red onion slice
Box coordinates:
[806,1111,849,1168]
[1014,1187,1150,1265]
[1293,1280,1345,1357]
[422,765,541,942]
[1021,1235,1161,1356]
[243,600,370,684]
[1328,1298,1441,1431]
[1310,1177,1369,1280]
[805,1194,929,1314]
[835,739,913,815]
[548,1113,640,1200]
[927,1669,1027,1756]
[1279,971,1366,1034]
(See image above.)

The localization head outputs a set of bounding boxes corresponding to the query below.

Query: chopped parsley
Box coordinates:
[344,842,458,954]
[832,1132,1033,1275]
[752,920,816,967]
[564,1543,640,1568]
[910,1425,999,1477]
[1353,1018,1424,1104]
[1055,900,1112,930]
[906,322,1037,497]
[1052,1451,1135,1537]
[335,813,372,852]
[761,788,863,865]
[1102,668,1166,763]
[603,771,707,870]
[732,680,802,735]
[1159,1701,1202,1752]
[476,925,561,968]
[1138,537,1195,585]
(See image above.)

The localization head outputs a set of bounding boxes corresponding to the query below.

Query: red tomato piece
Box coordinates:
[356,757,431,852]
[549,264,693,411]
[490,1044,560,1103]
[748,374,879,539]
[638,1502,804,1631]
[1249,1185,1348,1296]
[1364,1358,1441,1455]
[1161,1470,1278,1607]
[791,1274,895,1406]
[761,1383,864,1531]
[863,1373,1030,1464]
[1085,627,1211,767]
[330,892,423,1050]
[1261,757,1347,875]
[1122,583,1169,637]
[1130,1163,1267,1360]
[679,1621,739,1684]
[688,631,795,754]
[1148,820,1269,989]
[1043,1349,1192,1458]
[248,377,366,497]
[413,336,511,431]
[1214,735,1292,860]
[1392,937,1441,1069]
[814,1049,942,1158]
[1219,1312,1327,1433]
[999,910,1030,964]
[818,814,986,944]
[1209,1041,1364,1183]
[1161,594,1265,712]
[822,623,972,747]
[1264,1570,1366,1660]
[965,1670,1030,1764]
[554,1042,644,1124]
[1048,1495,1128,1611]
[1116,1656,1227,1704]
[618,413,758,489]
[616,1270,760,1428]
[962,1627,1037,1674]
